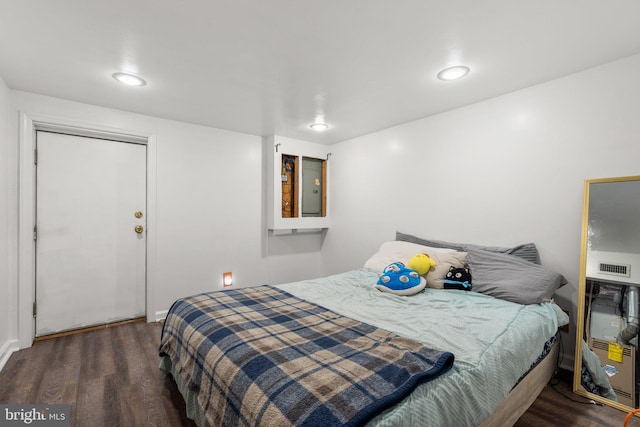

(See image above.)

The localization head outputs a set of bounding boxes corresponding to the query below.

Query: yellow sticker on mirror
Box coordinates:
[608,342,623,363]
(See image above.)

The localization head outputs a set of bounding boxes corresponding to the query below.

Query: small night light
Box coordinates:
[223,272,233,287]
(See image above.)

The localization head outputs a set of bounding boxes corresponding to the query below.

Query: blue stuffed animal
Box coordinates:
[375,262,427,296]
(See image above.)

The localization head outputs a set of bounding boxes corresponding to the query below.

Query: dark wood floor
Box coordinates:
[0,321,195,427]
[0,321,638,426]
[514,369,639,427]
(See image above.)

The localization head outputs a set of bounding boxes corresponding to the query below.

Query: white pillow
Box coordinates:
[364,241,458,273]
[424,251,469,289]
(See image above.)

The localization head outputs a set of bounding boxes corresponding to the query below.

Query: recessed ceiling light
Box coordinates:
[310,122,329,131]
[112,72,147,87]
[437,65,470,81]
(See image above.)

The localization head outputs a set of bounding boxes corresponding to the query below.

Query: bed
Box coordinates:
[159,233,569,426]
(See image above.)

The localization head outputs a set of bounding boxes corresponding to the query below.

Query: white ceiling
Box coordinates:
[2,1,640,145]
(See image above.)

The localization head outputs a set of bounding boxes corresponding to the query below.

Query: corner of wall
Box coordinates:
[0,76,19,361]
[0,339,19,372]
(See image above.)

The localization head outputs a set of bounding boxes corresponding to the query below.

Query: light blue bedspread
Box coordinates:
[276,269,569,426]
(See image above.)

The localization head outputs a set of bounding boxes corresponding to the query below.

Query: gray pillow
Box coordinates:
[395,231,541,264]
[466,248,567,305]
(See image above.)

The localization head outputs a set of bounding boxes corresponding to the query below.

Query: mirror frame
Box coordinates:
[573,175,640,411]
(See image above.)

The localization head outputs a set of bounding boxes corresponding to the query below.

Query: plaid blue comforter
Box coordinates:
[159,285,454,427]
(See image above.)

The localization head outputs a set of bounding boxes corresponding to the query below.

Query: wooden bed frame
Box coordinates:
[479,340,559,426]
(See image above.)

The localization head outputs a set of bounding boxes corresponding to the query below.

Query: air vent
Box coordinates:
[614,388,632,400]
[599,262,631,278]
[591,339,633,357]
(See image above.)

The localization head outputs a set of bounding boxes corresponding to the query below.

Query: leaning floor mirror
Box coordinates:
[574,175,640,412]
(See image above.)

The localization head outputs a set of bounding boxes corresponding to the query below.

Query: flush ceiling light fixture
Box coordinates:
[112,72,147,87]
[437,65,471,81]
[310,122,329,131]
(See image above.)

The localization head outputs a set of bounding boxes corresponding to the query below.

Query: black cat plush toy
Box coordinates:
[443,266,472,291]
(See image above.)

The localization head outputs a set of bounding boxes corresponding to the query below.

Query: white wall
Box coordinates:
[9,91,325,340]
[323,53,640,368]
[7,52,640,369]
[0,75,18,370]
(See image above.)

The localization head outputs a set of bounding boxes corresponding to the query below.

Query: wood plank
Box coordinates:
[59,334,82,423]
[74,376,104,426]
[102,373,125,426]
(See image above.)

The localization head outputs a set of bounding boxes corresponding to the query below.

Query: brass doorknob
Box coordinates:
[135,211,143,218]
[135,225,144,234]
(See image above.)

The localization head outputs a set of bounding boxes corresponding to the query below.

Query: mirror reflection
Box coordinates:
[576,176,640,410]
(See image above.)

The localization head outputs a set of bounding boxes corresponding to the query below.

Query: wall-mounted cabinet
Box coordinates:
[265,135,329,230]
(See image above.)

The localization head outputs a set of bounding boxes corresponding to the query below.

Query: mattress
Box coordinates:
[160,268,568,426]
[275,269,567,426]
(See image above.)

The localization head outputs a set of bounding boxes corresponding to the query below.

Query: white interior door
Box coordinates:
[35,131,146,336]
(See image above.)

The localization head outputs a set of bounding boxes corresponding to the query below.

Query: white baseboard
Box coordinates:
[155,309,168,322]
[0,339,19,372]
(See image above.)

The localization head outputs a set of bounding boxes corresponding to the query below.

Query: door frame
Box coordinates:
[18,111,157,349]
